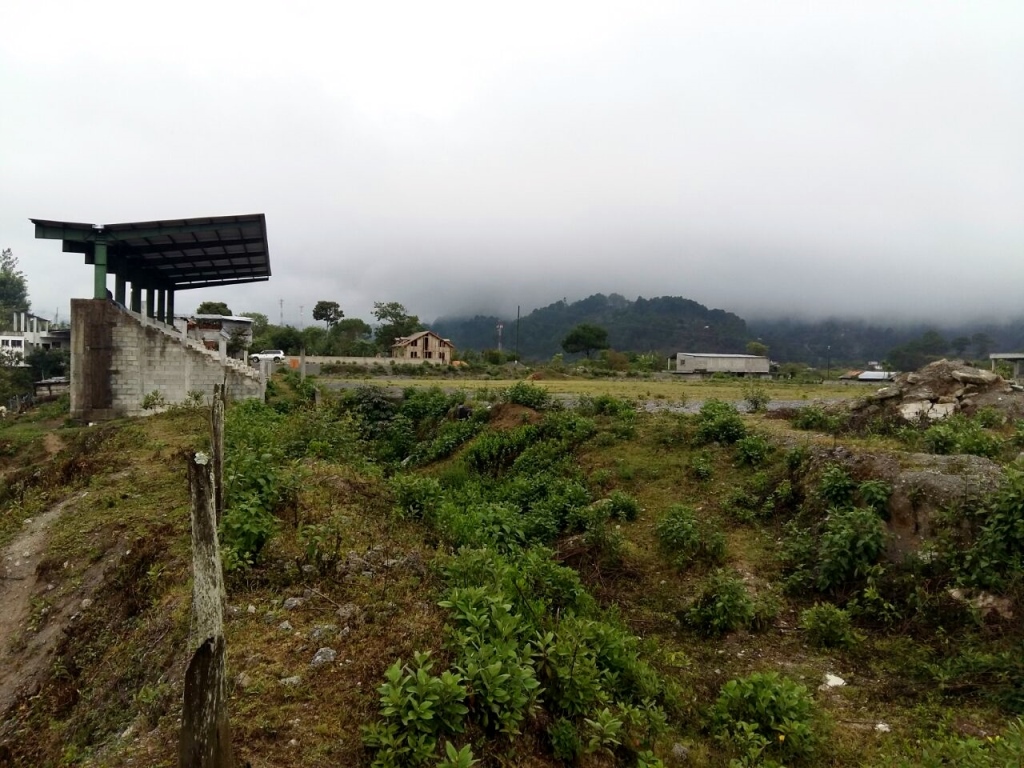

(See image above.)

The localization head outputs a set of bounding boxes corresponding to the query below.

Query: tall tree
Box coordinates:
[312,300,344,328]
[0,249,29,331]
[746,341,769,357]
[373,301,422,351]
[196,301,232,316]
[561,323,609,359]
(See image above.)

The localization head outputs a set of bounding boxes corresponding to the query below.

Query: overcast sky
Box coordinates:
[2,1,1022,328]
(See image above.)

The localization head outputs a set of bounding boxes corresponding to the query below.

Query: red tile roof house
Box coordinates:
[390,331,455,364]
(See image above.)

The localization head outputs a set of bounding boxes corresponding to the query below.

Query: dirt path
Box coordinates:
[0,491,84,712]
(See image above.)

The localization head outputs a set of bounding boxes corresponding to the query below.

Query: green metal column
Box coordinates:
[115,272,127,305]
[146,288,155,318]
[167,290,175,325]
[157,290,166,323]
[130,282,142,313]
[93,238,108,299]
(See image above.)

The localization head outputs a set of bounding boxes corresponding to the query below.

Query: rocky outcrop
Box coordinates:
[852,359,1023,423]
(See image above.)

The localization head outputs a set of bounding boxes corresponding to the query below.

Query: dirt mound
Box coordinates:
[487,402,542,429]
[852,359,1024,422]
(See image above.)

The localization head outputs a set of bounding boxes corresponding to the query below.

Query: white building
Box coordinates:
[0,312,70,364]
[673,352,771,379]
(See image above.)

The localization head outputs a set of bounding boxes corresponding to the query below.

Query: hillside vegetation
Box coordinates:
[2,377,1024,766]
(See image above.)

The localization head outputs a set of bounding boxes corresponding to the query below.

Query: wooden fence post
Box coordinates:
[179,452,233,768]
[211,384,225,526]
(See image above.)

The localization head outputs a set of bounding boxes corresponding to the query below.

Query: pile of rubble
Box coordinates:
[853,359,1023,422]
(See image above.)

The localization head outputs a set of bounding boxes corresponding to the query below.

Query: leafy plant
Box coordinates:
[682,569,755,635]
[695,400,747,445]
[735,434,773,467]
[800,603,858,648]
[362,652,469,767]
[817,506,887,592]
[656,505,726,569]
[606,490,641,522]
[502,381,552,410]
[817,463,856,508]
[742,383,770,413]
[858,479,892,514]
[712,672,817,761]
[688,451,714,481]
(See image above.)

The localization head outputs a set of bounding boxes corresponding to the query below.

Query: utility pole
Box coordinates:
[279,299,283,326]
[515,305,520,364]
[496,322,504,353]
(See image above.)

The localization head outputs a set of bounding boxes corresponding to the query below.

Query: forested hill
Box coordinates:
[432,293,750,360]
[432,293,1024,366]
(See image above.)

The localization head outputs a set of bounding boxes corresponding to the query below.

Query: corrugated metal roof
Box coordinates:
[31,213,271,291]
[678,353,766,359]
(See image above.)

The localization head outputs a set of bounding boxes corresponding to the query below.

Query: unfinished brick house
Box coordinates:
[390,330,454,364]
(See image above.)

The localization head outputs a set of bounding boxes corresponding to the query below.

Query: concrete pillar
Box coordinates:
[130,283,142,313]
[93,239,108,299]
[115,273,127,305]
[167,291,175,325]
[146,288,155,318]
[157,290,166,324]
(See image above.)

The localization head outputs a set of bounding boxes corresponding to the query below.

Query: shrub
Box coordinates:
[800,603,858,648]
[390,474,443,521]
[606,490,641,522]
[682,569,755,635]
[961,469,1024,591]
[742,383,770,413]
[735,434,773,467]
[817,463,856,508]
[817,506,887,592]
[712,672,817,762]
[502,381,552,410]
[695,400,747,445]
[793,405,847,433]
[688,451,714,481]
[922,415,1002,459]
[858,479,892,514]
[655,505,726,568]
[361,652,469,767]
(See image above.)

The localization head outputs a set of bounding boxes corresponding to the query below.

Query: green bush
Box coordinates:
[792,405,847,433]
[742,383,770,413]
[502,381,552,410]
[817,506,887,592]
[390,474,443,521]
[922,415,1002,459]
[688,451,714,481]
[858,479,892,514]
[655,505,726,568]
[682,569,755,635]
[961,469,1024,591]
[361,652,469,767]
[800,603,858,648]
[817,463,856,508]
[735,434,773,467]
[695,400,747,445]
[712,672,817,762]
[606,490,641,522]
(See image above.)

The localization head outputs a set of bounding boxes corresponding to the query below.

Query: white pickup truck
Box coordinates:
[249,349,286,365]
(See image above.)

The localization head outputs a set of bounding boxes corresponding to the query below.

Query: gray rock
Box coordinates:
[278,620,293,632]
[311,624,338,641]
[279,675,302,686]
[311,647,337,667]
[670,742,690,764]
[236,672,253,689]
[283,597,305,611]
[337,602,361,624]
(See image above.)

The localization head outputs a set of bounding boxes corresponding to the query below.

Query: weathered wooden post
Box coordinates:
[210,384,226,526]
[179,452,233,768]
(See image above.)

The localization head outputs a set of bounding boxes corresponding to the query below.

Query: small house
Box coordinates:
[391,331,454,364]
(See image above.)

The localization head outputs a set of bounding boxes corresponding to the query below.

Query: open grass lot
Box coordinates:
[3,376,1023,767]
[320,373,863,406]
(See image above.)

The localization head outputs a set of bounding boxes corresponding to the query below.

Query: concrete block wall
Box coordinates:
[71,299,265,420]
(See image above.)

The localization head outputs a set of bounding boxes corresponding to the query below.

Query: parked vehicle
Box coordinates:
[249,349,285,364]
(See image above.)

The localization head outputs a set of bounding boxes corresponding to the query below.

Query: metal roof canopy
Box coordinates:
[31,214,271,300]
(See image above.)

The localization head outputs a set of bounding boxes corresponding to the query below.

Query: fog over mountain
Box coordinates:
[2,2,1021,328]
